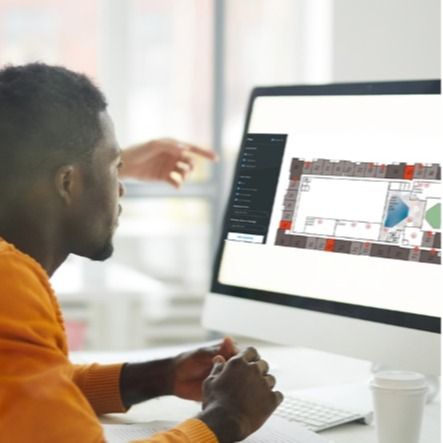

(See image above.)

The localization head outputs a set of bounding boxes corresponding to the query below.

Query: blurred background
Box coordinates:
[0,0,439,351]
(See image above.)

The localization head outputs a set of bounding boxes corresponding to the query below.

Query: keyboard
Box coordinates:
[274,395,367,432]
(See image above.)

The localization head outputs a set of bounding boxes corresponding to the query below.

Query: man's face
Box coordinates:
[67,111,124,261]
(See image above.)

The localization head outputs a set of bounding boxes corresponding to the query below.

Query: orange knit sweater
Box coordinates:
[0,238,217,442]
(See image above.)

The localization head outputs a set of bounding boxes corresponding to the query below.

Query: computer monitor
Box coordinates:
[202,80,441,376]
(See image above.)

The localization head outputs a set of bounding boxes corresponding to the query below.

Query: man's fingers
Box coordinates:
[175,160,193,172]
[168,172,183,188]
[203,337,239,363]
[264,374,276,389]
[219,336,239,358]
[255,359,269,375]
[242,346,260,363]
[274,390,284,406]
[186,144,219,161]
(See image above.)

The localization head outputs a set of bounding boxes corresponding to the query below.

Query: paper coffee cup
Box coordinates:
[370,370,428,443]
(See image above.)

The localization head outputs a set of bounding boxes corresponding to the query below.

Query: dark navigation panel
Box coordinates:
[224,133,287,244]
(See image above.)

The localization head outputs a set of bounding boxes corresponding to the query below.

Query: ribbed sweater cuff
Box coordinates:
[81,363,126,414]
[175,418,218,442]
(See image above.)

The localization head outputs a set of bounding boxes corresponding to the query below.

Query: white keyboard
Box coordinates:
[274,395,367,432]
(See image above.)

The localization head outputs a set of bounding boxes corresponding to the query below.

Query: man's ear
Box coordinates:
[54,165,78,205]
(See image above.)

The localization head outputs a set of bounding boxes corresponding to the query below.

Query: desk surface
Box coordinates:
[72,342,441,443]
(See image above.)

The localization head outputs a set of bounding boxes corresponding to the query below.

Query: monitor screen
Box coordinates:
[203,80,441,375]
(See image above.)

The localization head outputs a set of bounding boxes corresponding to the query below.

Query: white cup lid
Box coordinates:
[371,370,428,390]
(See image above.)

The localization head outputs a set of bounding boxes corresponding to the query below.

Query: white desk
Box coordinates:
[72,342,441,443]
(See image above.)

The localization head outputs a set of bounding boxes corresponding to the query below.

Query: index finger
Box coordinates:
[185,144,219,161]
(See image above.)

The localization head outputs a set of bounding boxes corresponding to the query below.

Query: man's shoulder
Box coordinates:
[0,240,38,277]
[0,239,68,359]
[0,238,52,307]
[0,238,47,277]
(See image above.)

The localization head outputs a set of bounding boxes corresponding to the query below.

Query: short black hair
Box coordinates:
[0,63,108,186]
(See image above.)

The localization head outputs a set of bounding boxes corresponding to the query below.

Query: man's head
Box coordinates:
[0,63,124,271]
[0,63,107,182]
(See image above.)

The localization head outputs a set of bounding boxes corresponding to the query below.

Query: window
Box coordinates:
[0,0,217,350]
[0,0,333,350]
[0,0,101,76]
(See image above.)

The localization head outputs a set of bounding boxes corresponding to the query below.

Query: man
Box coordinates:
[0,63,282,442]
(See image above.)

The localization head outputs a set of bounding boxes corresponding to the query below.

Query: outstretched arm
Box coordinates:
[119,138,218,188]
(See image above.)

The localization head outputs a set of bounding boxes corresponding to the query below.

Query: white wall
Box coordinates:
[332,0,440,82]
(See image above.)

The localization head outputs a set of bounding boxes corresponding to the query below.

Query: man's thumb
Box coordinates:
[210,355,226,376]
